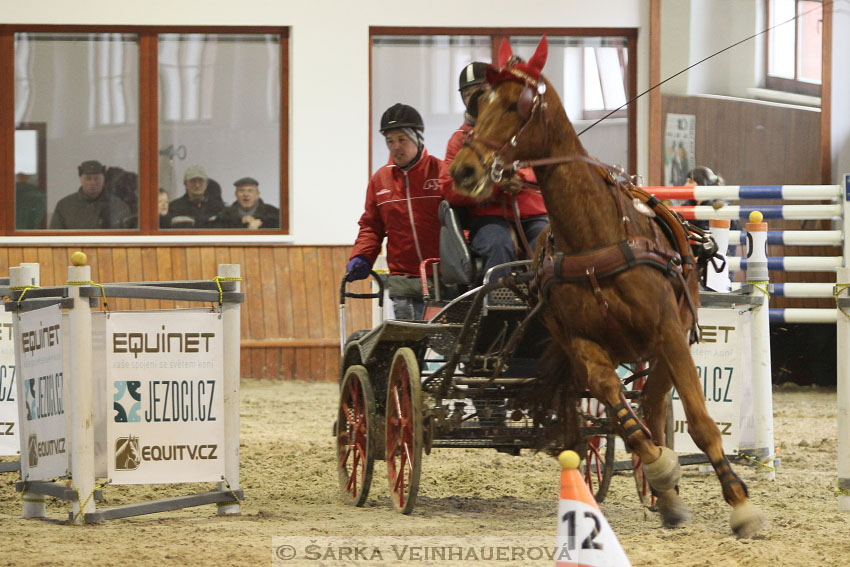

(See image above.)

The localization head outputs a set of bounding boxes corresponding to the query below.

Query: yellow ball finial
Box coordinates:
[558,450,581,470]
[70,251,87,266]
[749,211,764,223]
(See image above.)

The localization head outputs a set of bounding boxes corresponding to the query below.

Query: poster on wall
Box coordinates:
[14,305,67,481]
[664,113,696,186]
[672,307,751,455]
[0,311,19,456]
[106,310,224,485]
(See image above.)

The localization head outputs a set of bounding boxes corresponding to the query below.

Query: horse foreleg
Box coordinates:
[657,325,768,538]
[568,338,661,465]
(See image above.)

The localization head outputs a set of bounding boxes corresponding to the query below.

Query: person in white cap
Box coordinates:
[166,165,225,228]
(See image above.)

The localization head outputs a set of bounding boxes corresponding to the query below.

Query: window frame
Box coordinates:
[0,24,290,237]
[368,27,638,175]
[764,0,823,97]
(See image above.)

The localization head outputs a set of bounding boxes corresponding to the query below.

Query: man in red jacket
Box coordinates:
[346,103,450,320]
[444,62,548,281]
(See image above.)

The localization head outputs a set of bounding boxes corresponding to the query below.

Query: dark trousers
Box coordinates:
[469,215,548,280]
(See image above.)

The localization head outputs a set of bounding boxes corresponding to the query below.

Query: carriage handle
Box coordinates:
[339,271,384,355]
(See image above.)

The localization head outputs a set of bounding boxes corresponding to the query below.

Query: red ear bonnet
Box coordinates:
[485,35,549,86]
[497,38,513,67]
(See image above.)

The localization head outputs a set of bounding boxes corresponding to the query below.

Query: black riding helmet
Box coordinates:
[458,61,488,91]
[379,103,424,135]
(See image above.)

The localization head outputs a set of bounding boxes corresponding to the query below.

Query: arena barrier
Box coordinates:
[0,274,20,474]
[647,175,850,502]
[7,260,243,524]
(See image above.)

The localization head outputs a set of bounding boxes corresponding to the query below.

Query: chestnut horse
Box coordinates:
[449,37,767,538]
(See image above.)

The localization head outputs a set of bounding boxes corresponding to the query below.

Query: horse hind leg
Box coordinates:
[639,359,691,527]
[656,324,768,538]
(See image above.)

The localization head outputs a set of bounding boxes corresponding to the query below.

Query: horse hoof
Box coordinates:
[656,490,691,528]
[642,447,681,493]
[730,501,768,538]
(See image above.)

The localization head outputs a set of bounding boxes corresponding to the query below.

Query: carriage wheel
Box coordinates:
[385,347,423,514]
[582,398,615,503]
[337,365,376,506]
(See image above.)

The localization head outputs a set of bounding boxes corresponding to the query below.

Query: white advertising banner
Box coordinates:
[106,310,224,484]
[0,310,18,456]
[673,307,751,455]
[14,305,67,480]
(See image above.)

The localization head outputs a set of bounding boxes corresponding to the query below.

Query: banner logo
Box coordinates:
[113,381,142,423]
[25,379,36,420]
[28,434,38,467]
[115,436,141,470]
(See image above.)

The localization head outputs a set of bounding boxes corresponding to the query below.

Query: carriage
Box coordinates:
[334,260,651,514]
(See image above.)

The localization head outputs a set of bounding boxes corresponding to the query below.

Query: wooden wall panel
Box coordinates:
[2,244,368,381]
[661,94,820,185]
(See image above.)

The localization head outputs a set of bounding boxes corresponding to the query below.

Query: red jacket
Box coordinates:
[443,122,547,219]
[350,149,449,276]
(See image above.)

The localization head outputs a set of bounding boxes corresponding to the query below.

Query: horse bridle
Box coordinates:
[462,77,549,185]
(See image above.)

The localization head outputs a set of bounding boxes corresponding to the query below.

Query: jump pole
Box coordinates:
[217,264,241,515]
[68,258,95,523]
[838,267,850,510]
[744,211,775,480]
[10,265,46,519]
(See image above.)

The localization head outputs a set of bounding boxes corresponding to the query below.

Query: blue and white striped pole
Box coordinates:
[744,211,775,480]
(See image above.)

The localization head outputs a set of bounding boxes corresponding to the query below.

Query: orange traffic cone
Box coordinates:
[555,450,631,567]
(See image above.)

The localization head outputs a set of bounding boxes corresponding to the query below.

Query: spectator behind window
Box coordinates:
[49,160,130,230]
[219,177,280,229]
[165,165,225,228]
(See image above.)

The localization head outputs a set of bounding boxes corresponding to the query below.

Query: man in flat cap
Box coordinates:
[218,177,280,229]
[165,165,225,228]
[49,160,131,229]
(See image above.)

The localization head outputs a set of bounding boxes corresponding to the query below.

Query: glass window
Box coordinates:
[14,33,140,230]
[158,34,282,230]
[371,31,633,173]
[371,35,491,169]
[510,34,630,170]
[766,0,822,96]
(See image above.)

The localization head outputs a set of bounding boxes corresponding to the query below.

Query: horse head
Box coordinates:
[450,35,572,200]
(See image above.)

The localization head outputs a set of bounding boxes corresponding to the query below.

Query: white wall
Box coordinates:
[661,0,762,98]
[832,2,850,185]
[3,0,650,244]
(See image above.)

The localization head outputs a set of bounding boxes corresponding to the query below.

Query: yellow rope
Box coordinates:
[837,488,850,497]
[67,280,109,311]
[739,452,776,471]
[9,284,40,305]
[217,475,242,507]
[212,276,242,305]
[749,281,770,300]
[834,283,850,319]
[69,480,108,523]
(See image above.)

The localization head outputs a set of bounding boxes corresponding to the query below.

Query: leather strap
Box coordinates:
[541,235,683,283]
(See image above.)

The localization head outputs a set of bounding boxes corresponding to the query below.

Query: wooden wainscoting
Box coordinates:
[0,245,373,381]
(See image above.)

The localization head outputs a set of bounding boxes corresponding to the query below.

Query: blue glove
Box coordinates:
[345,256,371,282]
